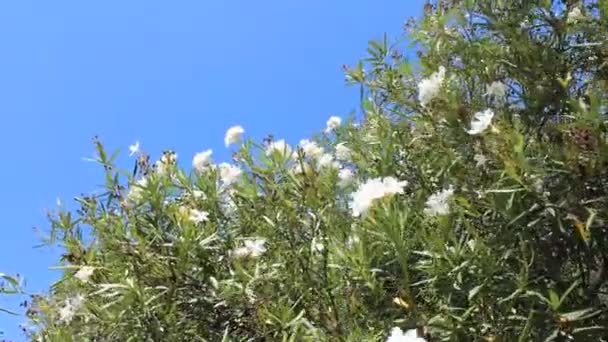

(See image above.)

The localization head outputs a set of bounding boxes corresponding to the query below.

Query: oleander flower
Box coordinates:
[424,186,455,216]
[387,327,426,342]
[188,209,209,224]
[318,153,340,170]
[224,125,245,147]
[266,139,292,158]
[418,66,446,106]
[232,239,267,258]
[299,139,324,159]
[325,116,342,133]
[467,109,494,135]
[335,142,352,161]
[337,168,355,188]
[74,266,95,283]
[192,150,214,173]
[351,176,408,217]
[129,141,140,157]
[58,294,85,324]
[218,162,242,185]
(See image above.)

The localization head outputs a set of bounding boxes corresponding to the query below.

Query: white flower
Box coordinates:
[266,139,292,158]
[325,116,342,133]
[127,177,148,202]
[224,125,245,147]
[232,239,267,258]
[418,66,446,107]
[383,177,409,194]
[485,81,506,98]
[424,187,455,216]
[387,327,426,342]
[231,247,250,258]
[58,305,74,324]
[474,154,488,167]
[318,153,340,169]
[155,160,174,176]
[467,109,494,135]
[192,150,213,173]
[299,139,324,159]
[58,304,76,323]
[567,7,585,23]
[129,141,140,157]
[292,162,312,175]
[189,209,209,224]
[74,266,95,283]
[245,239,267,257]
[191,190,206,199]
[467,239,477,252]
[350,177,408,217]
[337,168,355,188]
[153,151,178,175]
[160,150,178,165]
[335,142,352,161]
[58,294,85,324]
[313,241,324,253]
[218,163,242,185]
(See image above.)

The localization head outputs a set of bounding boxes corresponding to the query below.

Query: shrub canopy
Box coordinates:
[13,0,608,341]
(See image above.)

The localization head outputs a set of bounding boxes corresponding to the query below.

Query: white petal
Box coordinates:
[224,125,245,147]
[325,116,342,133]
[192,150,214,173]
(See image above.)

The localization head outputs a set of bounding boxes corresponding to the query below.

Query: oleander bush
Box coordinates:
[17,0,608,341]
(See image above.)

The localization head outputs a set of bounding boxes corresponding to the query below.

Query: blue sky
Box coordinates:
[0,1,422,339]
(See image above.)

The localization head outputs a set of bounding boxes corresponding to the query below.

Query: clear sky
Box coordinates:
[0,1,422,339]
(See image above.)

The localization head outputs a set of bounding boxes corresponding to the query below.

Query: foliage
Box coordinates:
[0,273,21,316]
[18,0,608,341]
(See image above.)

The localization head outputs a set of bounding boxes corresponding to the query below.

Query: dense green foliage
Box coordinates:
[10,0,608,340]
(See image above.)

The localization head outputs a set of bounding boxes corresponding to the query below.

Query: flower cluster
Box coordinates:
[58,295,85,324]
[467,109,494,135]
[74,266,95,283]
[350,177,408,217]
[418,66,446,107]
[232,239,267,258]
[424,186,455,217]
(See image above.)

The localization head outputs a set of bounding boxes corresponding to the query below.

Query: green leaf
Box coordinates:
[548,290,560,310]
[484,188,526,193]
[518,310,536,342]
[468,284,484,301]
[544,329,559,342]
[560,308,602,322]
[399,62,413,76]
[524,290,552,306]
[0,273,19,287]
[109,148,122,164]
[572,326,605,334]
[558,280,581,308]
[0,307,18,315]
